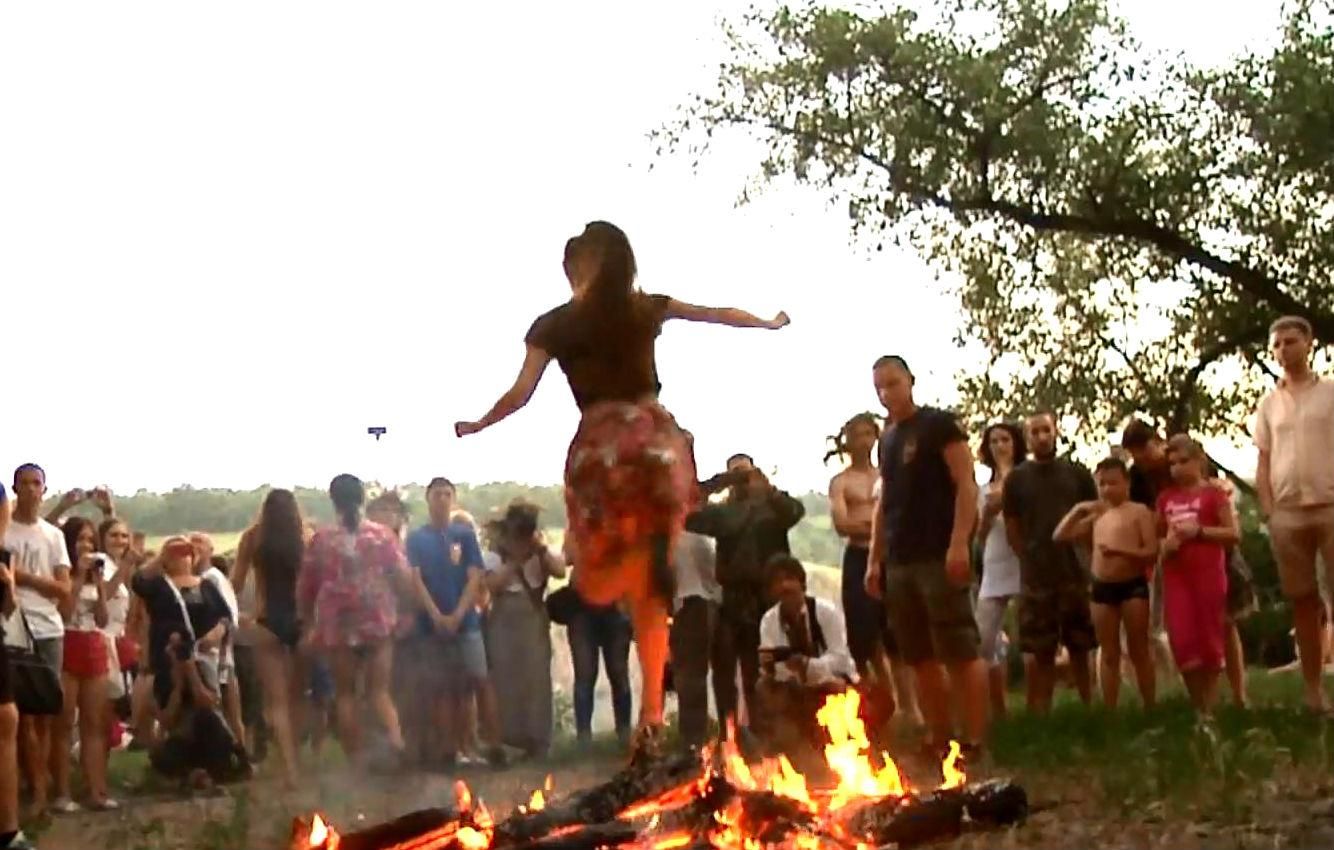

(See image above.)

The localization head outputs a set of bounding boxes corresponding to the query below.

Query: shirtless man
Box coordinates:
[1053,457,1157,708]
[828,413,921,726]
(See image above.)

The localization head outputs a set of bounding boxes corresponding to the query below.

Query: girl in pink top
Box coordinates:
[1156,435,1240,714]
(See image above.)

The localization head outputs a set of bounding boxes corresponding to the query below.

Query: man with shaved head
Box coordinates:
[865,355,987,761]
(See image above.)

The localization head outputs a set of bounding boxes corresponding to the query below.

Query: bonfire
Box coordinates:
[293,691,1027,850]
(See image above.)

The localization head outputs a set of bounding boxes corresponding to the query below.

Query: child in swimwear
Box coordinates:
[1054,457,1158,708]
[1156,436,1239,714]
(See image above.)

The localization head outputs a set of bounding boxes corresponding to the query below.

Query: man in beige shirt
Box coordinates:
[1254,315,1334,713]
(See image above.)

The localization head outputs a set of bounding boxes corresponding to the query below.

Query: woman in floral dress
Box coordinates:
[297,474,412,767]
[456,221,788,748]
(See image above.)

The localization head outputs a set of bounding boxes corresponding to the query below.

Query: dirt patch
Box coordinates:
[37,756,620,850]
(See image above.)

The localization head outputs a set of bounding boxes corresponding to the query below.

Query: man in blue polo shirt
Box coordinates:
[405,478,504,768]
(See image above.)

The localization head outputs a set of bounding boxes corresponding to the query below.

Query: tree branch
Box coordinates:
[717,114,1330,340]
[948,196,1332,339]
[1167,325,1270,433]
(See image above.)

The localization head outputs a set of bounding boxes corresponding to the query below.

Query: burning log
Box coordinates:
[846,780,1028,848]
[303,808,458,850]
[958,779,1028,826]
[294,690,1030,850]
[847,793,964,848]
[519,822,641,850]
[495,749,703,844]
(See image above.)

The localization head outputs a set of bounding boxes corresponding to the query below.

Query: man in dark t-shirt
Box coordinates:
[865,356,987,757]
[1002,412,1097,714]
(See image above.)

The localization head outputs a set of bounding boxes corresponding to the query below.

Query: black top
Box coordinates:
[1002,458,1097,579]
[525,293,670,411]
[878,406,968,565]
[131,572,231,683]
[1129,463,1169,509]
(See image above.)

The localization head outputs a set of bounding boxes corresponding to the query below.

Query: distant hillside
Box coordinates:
[60,483,842,569]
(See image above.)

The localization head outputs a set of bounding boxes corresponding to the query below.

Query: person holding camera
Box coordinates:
[43,486,115,527]
[687,454,805,745]
[483,501,566,759]
[754,556,855,765]
[49,518,116,812]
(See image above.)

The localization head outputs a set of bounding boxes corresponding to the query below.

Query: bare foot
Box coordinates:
[1303,688,1331,715]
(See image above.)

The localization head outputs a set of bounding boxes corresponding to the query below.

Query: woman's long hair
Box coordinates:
[569,221,659,335]
[329,474,365,533]
[255,489,304,604]
[63,515,95,565]
[978,422,1028,481]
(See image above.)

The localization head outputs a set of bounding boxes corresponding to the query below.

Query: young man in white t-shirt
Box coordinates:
[1,484,39,849]
[3,464,71,820]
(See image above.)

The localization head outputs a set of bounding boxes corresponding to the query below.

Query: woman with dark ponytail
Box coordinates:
[231,488,307,786]
[456,221,789,751]
[297,474,411,768]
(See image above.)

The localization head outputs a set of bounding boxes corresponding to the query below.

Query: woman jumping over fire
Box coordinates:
[455,220,788,749]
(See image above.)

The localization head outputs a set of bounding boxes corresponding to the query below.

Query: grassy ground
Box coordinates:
[29,667,1334,850]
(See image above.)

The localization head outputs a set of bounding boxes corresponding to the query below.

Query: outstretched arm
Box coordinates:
[455,345,552,437]
[664,299,789,330]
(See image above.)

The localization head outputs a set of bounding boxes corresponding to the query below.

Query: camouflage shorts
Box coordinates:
[1018,579,1097,659]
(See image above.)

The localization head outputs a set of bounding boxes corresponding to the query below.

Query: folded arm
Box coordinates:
[1052,502,1098,543]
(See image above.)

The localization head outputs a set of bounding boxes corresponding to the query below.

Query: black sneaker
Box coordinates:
[485,746,509,769]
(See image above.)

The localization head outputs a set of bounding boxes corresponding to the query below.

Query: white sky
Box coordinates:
[0,1,1283,498]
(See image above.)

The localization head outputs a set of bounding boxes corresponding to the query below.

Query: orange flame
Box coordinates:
[651,831,694,850]
[450,779,494,850]
[816,690,905,808]
[301,690,968,850]
[308,814,338,849]
[938,740,966,790]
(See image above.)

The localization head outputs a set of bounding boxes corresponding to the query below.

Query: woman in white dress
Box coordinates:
[974,422,1026,719]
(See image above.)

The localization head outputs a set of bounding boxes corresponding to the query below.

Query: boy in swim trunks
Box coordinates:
[1053,457,1157,708]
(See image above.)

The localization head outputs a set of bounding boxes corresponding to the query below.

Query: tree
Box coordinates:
[654,0,1333,458]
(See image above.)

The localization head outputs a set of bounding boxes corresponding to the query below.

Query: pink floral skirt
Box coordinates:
[564,401,697,598]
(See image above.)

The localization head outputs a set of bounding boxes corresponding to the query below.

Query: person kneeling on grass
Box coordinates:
[134,537,250,790]
[149,634,251,791]
[1053,457,1158,710]
[754,555,861,767]
[1156,436,1240,716]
